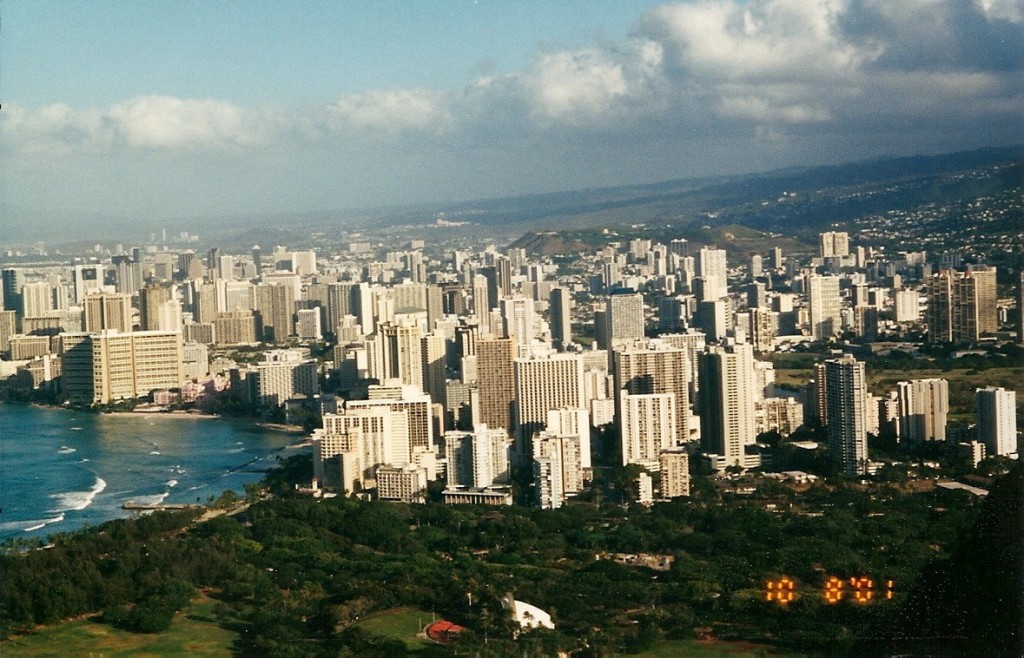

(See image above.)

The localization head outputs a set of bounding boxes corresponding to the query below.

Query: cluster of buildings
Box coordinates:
[0,228,1019,506]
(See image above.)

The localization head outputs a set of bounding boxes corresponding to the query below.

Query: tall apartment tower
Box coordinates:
[255,282,296,342]
[513,352,585,452]
[83,292,133,333]
[696,247,728,300]
[824,355,868,475]
[896,379,949,443]
[1016,271,1024,345]
[500,296,536,346]
[60,329,183,405]
[698,342,756,466]
[976,387,1018,456]
[372,320,423,389]
[819,231,850,258]
[72,264,104,304]
[138,285,173,331]
[2,268,24,314]
[807,274,842,341]
[620,392,676,469]
[549,287,572,351]
[614,340,690,446]
[20,282,54,318]
[602,290,645,351]
[475,337,517,435]
[927,268,997,344]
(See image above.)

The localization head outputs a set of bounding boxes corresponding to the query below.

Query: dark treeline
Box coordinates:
[1,456,1018,656]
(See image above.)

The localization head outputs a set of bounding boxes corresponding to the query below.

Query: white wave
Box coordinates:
[225,447,245,454]
[22,514,65,532]
[70,427,83,431]
[165,479,178,488]
[78,458,91,463]
[48,477,107,512]
[58,446,77,454]
[130,492,169,506]
[149,450,161,455]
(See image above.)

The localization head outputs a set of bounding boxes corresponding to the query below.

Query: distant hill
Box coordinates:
[3,145,1019,248]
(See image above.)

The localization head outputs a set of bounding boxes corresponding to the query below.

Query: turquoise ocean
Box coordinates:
[0,403,305,542]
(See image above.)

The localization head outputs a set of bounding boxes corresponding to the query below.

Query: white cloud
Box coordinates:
[327,88,450,133]
[106,96,259,149]
[1,0,1020,209]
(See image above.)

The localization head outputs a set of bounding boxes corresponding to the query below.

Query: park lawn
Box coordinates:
[352,606,434,649]
[0,595,236,658]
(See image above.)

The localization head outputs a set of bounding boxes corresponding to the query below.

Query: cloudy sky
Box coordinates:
[2,0,1021,229]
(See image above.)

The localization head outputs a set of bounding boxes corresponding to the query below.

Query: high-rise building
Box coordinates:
[255,349,320,408]
[500,296,536,346]
[476,337,517,435]
[819,231,850,258]
[549,287,572,351]
[614,339,690,447]
[602,290,645,350]
[658,450,690,499]
[255,282,296,342]
[894,289,920,323]
[823,355,868,474]
[533,433,583,509]
[513,352,585,452]
[696,247,728,300]
[896,379,949,443]
[2,268,24,314]
[83,292,133,333]
[138,285,173,331]
[976,387,1017,456]
[20,282,53,318]
[348,384,434,456]
[807,274,842,341]
[71,264,104,304]
[60,329,183,405]
[371,320,423,389]
[927,268,998,344]
[620,392,676,470]
[296,308,323,340]
[1016,271,1024,345]
[421,332,447,411]
[0,310,17,353]
[445,424,512,488]
[699,343,756,466]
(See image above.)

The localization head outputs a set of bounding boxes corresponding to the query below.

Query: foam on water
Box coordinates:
[58,446,77,454]
[130,492,170,506]
[48,476,107,512]
[165,479,179,488]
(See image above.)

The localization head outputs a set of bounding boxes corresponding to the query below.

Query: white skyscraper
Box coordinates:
[620,392,676,470]
[698,342,757,466]
[976,387,1017,456]
[513,352,585,454]
[807,274,842,341]
[500,296,536,346]
[896,379,949,443]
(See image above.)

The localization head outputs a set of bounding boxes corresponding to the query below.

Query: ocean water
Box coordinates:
[0,403,307,542]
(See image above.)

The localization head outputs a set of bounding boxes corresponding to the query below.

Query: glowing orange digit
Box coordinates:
[824,576,844,604]
[885,579,895,600]
[766,577,796,605]
[850,576,873,604]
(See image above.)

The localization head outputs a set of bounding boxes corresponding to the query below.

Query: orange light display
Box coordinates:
[765,577,796,605]
[850,577,873,603]
[763,575,895,605]
[824,576,844,604]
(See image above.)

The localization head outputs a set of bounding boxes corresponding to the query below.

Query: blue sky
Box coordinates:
[1,0,1022,233]
[4,1,662,107]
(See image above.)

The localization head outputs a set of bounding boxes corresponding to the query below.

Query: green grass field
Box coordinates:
[0,596,237,657]
[352,607,433,648]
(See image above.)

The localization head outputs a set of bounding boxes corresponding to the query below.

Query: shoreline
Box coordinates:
[3,400,309,436]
